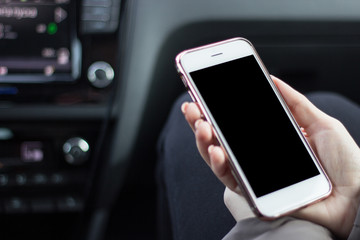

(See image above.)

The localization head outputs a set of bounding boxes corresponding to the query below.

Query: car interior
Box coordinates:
[0,0,360,239]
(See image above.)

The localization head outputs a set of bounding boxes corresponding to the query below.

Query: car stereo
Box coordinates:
[0,0,81,83]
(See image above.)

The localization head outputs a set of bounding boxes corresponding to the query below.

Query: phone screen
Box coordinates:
[190,55,320,197]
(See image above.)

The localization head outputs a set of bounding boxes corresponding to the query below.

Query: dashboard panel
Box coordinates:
[0,0,121,239]
[0,0,360,239]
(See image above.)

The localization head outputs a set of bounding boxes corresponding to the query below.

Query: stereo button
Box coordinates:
[0,174,8,186]
[57,196,84,212]
[50,173,64,185]
[15,174,27,186]
[87,61,114,88]
[4,198,29,214]
[32,174,48,185]
[63,137,90,165]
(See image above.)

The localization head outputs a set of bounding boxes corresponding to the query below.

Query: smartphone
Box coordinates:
[175,37,332,218]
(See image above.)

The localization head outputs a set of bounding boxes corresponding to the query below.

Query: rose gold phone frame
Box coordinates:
[175,37,332,219]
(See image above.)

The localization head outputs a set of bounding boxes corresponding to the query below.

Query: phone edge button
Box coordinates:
[187,90,196,102]
[180,76,188,88]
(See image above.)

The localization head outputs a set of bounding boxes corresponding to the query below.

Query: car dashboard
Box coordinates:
[0,0,360,239]
[0,0,120,238]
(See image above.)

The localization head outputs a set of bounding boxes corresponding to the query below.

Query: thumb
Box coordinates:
[271,75,326,134]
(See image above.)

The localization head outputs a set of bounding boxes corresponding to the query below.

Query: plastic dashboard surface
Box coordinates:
[114,0,360,174]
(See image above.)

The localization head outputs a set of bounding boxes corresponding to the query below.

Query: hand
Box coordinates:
[181,76,360,239]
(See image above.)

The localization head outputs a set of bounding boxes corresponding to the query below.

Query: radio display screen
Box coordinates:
[0,0,80,83]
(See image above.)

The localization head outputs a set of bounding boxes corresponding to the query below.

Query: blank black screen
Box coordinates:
[190,55,319,197]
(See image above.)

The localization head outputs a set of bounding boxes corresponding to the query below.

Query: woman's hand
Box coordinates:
[181,76,360,238]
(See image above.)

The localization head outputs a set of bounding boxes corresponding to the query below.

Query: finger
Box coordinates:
[271,76,327,134]
[300,127,308,137]
[195,120,216,165]
[181,101,188,114]
[182,102,202,132]
[209,145,241,193]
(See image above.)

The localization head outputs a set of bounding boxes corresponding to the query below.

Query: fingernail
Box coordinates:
[208,145,214,154]
[181,102,188,114]
[194,119,203,129]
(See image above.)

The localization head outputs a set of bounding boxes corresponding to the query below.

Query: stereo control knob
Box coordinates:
[63,137,90,165]
[87,61,114,88]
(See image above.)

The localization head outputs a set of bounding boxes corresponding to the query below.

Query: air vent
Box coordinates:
[81,0,121,34]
